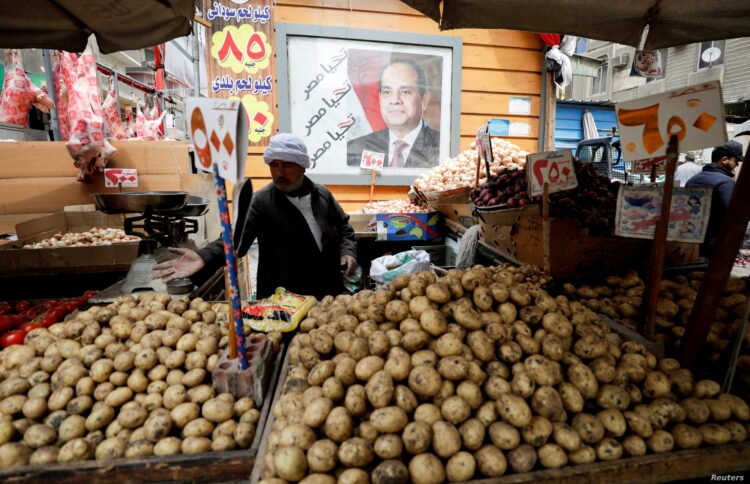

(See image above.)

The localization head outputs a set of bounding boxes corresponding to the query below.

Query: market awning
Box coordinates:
[0,0,194,54]
[399,0,750,50]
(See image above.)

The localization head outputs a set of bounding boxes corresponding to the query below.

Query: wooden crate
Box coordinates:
[0,342,287,484]
[251,349,750,483]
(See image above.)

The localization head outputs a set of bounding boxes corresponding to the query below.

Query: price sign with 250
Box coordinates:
[526,150,577,197]
[616,81,726,162]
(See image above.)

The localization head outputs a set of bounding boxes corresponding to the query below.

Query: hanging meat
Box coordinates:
[102,76,127,140]
[0,50,55,127]
[135,104,166,140]
[52,51,77,140]
[65,40,117,182]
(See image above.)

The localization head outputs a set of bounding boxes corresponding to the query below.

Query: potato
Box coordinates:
[488,422,520,450]
[672,423,703,449]
[568,445,596,465]
[506,443,536,473]
[24,424,57,448]
[567,363,599,399]
[22,397,47,420]
[324,407,352,443]
[402,421,433,454]
[572,413,605,444]
[233,422,255,449]
[0,442,33,467]
[29,445,60,465]
[522,416,553,447]
[180,436,211,455]
[475,444,507,476]
[441,396,471,424]
[706,399,733,422]
[374,434,403,459]
[643,371,672,399]
[432,421,462,458]
[624,410,653,438]
[171,402,200,428]
[338,437,374,467]
[0,377,30,399]
[118,404,148,429]
[537,443,567,468]
[384,348,412,382]
[531,386,564,421]
[648,429,675,452]
[59,415,87,442]
[306,439,338,473]
[371,406,408,433]
[202,398,233,423]
[58,438,91,462]
[718,393,750,421]
[558,382,584,413]
[458,418,485,451]
[700,423,732,445]
[621,435,647,456]
[409,453,445,484]
[496,393,532,428]
[303,397,334,428]
[104,387,133,408]
[408,366,442,398]
[425,283,451,304]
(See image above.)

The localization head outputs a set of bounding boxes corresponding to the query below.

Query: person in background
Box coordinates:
[685,140,745,257]
[347,58,439,168]
[674,153,702,187]
[154,133,357,299]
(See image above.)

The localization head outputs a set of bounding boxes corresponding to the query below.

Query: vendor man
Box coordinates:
[153,133,357,299]
[685,140,745,257]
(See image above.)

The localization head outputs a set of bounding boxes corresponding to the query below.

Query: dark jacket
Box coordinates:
[196,177,356,299]
[685,163,735,255]
[346,123,440,168]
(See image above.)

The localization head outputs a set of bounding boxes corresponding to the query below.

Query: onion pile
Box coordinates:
[413,139,528,193]
[22,228,140,249]
[363,201,431,214]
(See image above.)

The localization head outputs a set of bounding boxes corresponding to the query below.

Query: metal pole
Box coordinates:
[192,23,202,97]
[113,72,121,120]
[41,49,60,141]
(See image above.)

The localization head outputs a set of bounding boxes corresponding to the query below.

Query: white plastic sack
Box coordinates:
[370,250,430,284]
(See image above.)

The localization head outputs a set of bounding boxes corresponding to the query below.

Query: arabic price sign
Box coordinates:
[526,150,578,197]
[360,150,384,172]
[104,168,138,188]
[614,185,712,243]
[186,97,248,183]
[616,81,726,162]
[631,156,667,174]
[205,0,275,144]
[475,125,492,165]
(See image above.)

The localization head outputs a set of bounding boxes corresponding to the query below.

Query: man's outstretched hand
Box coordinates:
[152,248,206,283]
[341,255,357,277]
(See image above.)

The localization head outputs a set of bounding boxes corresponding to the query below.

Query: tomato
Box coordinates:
[0,316,14,333]
[40,315,58,328]
[14,301,31,312]
[62,303,78,314]
[5,315,23,329]
[43,300,59,309]
[19,309,38,321]
[19,322,44,333]
[49,307,67,320]
[0,330,25,347]
[83,290,99,300]
[70,298,86,308]
[0,306,11,315]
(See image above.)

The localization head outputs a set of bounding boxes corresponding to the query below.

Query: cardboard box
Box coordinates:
[375,212,441,241]
[480,216,698,275]
[475,204,541,226]
[347,213,375,233]
[0,211,139,273]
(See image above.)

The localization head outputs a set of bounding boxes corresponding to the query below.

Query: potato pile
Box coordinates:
[362,201,431,214]
[413,138,527,193]
[22,228,140,249]
[560,271,749,366]
[0,294,266,468]
[259,266,749,483]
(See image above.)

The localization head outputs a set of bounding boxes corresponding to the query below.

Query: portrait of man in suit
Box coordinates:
[347,58,440,168]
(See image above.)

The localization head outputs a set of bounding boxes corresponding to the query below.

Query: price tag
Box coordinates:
[631,156,667,174]
[360,150,384,172]
[526,150,577,197]
[616,81,726,162]
[186,98,249,182]
[475,125,493,165]
[104,168,138,187]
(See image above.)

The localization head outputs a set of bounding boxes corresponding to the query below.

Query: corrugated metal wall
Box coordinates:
[554,102,617,150]
[664,43,697,91]
[724,38,750,104]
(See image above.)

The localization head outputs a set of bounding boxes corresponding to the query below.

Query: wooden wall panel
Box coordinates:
[243,0,543,208]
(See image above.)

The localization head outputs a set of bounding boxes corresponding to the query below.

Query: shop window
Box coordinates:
[592,59,608,95]
[698,40,725,69]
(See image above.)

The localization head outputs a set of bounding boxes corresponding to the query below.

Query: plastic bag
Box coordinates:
[242,287,317,332]
[370,250,431,284]
[344,266,363,293]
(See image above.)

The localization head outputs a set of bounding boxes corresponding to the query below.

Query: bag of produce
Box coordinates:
[370,249,431,284]
[241,287,316,332]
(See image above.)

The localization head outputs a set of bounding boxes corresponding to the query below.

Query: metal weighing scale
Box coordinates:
[89,191,210,303]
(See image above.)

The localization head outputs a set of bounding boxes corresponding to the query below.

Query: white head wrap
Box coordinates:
[263,133,310,168]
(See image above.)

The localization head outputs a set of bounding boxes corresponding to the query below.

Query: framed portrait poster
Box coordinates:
[276,23,463,186]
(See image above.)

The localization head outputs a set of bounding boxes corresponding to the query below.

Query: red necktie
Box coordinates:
[391,140,408,168]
